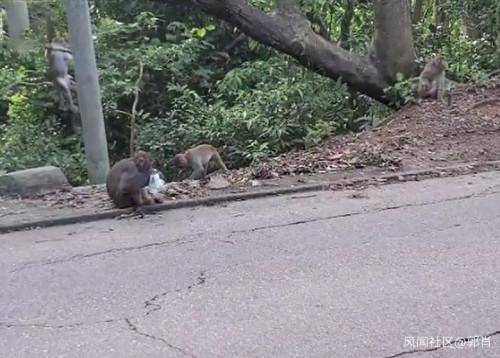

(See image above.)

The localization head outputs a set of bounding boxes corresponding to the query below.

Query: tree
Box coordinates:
[64,0,109,184]
[4,0,30,52]
[412,0,424,24]
[497,0,500,65]
[192,0,416,105]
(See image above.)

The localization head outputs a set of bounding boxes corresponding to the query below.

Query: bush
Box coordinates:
[137,57,355,176]
[0,92,87,185]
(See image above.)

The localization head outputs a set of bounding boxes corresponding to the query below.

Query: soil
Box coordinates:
[2,76,499,211]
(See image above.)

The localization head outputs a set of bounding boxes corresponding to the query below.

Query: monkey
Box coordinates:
[106,151,163,209]
[416,55,448,102]
[46,41,78,113]
[171,144,228,180]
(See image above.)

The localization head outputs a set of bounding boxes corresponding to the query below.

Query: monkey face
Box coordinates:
[172,154,189,168]
[134,151,153,173]
[431,56,447,72]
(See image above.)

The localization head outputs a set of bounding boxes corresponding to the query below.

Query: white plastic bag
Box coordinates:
[148,169,166,194]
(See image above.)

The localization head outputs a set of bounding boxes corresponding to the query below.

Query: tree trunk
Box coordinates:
[192,0,416,105]
[339,0,354,50]
[412,0,424,24]
[64,0,109,184]
[0,9,4,40]
[373,0,416,82]
[433,0,449,29]
[497,0,500,66]
[46,13,56,43]
[4,0,30,53]
[459,4,480,40]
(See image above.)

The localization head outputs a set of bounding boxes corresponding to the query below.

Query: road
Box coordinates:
[1,171,500,358]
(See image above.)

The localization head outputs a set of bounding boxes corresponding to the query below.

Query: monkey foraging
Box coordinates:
[106,151,163,209]
[172,144,228,180]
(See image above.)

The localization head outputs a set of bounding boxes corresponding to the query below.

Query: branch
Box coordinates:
[465,98,500,113]
[114,109,132,117]
[2,80,52,92]
[192,0,389,103]
[130,61,144,156]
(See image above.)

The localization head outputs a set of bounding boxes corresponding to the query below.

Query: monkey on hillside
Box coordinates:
[171,144,228,180]
[416,55,449,103]
[46,41,78,113]
[106,151,163,209]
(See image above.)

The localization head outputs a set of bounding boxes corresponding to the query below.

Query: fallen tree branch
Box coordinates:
[191,0,390,103]
[465,98,500,113]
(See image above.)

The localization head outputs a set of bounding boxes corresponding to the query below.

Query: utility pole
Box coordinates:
[4,0,30,52]
[63,0,109,183]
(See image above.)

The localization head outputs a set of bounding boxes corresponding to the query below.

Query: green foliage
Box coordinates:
[137,58,354,174]
[413,0,497,81]
[0,92,87,185]
[383,73,417,107]
[1,0,498,185]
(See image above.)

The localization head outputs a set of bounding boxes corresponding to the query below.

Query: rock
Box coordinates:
[0,166,70,197]
[206,175,231,190]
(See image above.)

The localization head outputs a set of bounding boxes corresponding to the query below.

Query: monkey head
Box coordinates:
[46,39,70,52]
[171,153,189,168]
[431,55,447,71]
[134,151,153,173]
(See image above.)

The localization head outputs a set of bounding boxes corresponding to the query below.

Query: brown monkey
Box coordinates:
[417,55,448,101]
[106,151,162,209]
[46,41,78,113]
[171,144,228,180]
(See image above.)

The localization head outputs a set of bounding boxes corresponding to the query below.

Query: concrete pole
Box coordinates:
[0,9,4,40]
[4,0,30,52]
[63,0,109,184]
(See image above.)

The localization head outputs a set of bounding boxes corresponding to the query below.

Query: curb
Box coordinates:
[2,160,500,234]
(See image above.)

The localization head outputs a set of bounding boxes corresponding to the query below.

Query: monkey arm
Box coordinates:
[188,157,206,180]
[189,168,206,180]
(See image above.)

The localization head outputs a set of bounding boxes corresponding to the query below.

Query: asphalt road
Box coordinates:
[1,172,500,358]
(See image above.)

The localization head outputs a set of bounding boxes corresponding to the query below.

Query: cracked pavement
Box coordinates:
[1,171,500,357]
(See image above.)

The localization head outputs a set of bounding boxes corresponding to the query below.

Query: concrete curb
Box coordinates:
[2,160,500,234]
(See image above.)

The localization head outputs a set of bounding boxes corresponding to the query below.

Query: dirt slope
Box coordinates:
[245,76,500,179]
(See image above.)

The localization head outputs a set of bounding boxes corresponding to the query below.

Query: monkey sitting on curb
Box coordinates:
[106,151,163,209]
[171,144,228,180]
[416,54,451,105]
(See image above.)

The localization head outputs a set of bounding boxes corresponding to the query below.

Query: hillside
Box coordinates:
[244,76,500,180]
[5,76,499,210]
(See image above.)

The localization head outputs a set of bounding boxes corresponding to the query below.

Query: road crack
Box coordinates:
[0,318,125,330]
[144,271,207,316]
[229,189,500,236]
[385,330,500,357]
[125,318,197,358]
[11,238,198,273]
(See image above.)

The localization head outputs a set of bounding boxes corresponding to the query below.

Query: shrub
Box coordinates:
[0,92,87,185]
